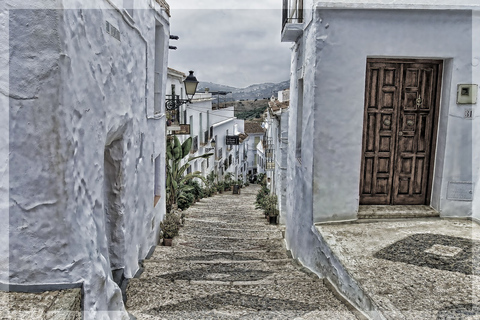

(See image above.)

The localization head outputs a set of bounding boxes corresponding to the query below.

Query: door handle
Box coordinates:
[398,132,403,136]
[407,120,414,126]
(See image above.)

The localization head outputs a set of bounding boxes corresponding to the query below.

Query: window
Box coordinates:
[192,136,198,153]
[296,79,304,160]
[199,113,203,144]
[190,116,194,137]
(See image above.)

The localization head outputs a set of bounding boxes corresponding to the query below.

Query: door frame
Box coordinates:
[359,58,443,206]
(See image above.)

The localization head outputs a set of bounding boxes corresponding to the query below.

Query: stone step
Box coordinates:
[180,233,282,241]
[138,260,317,282]
[126,280,357,320]
[183,219,276,230]
[358,205,440,219]
[176,237,281,251]
[150,245,289,262]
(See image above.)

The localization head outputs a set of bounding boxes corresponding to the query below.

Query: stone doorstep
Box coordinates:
[358,205,439,220]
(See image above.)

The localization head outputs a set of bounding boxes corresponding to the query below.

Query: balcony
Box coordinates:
[281,0,304,42]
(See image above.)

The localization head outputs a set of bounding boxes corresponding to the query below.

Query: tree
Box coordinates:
[166,135,213,211]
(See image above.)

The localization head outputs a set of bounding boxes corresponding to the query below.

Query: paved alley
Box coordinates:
[126,185,358,319]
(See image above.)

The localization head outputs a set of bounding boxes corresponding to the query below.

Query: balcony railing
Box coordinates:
[281,0,304,42]
[282,0,303,30]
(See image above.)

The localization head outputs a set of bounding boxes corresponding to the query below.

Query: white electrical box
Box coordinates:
[457,84,478,104]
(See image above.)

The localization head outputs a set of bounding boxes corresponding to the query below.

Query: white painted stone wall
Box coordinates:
[283,1,479,315]
[2,1,169,318]
[264,108,289,224]
[473,10,480,222]
[310,8,478,221]
[245,132,264,175]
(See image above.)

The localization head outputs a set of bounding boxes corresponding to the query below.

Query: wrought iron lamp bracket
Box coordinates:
[165,95,191,110]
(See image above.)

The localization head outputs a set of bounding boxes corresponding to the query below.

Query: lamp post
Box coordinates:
[166,71,199,131]
[165,70,199,110]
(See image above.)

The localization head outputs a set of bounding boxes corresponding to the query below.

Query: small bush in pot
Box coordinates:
[160,212,181,245]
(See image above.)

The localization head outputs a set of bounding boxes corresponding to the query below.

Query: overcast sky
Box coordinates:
[168,1,292,88]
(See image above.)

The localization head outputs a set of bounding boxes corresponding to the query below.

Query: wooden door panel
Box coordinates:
[360,59,441,206]
[360,62,400,205]
[392,63,440,205]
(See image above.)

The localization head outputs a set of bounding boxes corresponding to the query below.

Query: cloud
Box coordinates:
[168,8,291,88]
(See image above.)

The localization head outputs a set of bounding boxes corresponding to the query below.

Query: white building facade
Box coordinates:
[282,0,479,315]
[244,121,266,179]
[166,71,247,184]
[264,95,289,224]
[1,1,171,318]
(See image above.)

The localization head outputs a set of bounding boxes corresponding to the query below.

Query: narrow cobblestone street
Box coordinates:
[126,185,358,319]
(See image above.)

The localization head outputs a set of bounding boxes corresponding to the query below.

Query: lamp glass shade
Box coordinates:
[184,70,199,99]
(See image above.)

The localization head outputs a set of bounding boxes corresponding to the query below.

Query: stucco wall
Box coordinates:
[4,1,169,318]
[311,9,476,222]
[473,10,480,222]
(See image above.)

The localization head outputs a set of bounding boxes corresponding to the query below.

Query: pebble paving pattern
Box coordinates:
[126,185,357,319]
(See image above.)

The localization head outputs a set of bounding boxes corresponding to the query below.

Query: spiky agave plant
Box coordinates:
[166,135,213,211]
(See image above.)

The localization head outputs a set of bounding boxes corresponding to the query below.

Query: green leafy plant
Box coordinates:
[160,212,181,239]
[187,180,204,200]
[224,172,234,190]
[166,136,213,211]
[263,194,278,217]
[258,173,266,187]
[256,185,270,208]
[178,192,195,211]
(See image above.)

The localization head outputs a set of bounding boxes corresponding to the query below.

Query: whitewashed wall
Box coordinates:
[3,1,169,318]
[310,8,477,222]
[473,10,480,222]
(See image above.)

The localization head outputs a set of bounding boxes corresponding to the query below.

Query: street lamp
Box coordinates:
[165,70,199,110]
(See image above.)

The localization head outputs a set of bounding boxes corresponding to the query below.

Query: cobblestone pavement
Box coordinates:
[127,185,358,319]
[318,219,480,320]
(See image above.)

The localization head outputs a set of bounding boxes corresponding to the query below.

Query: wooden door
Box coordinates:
[359,59,442,205]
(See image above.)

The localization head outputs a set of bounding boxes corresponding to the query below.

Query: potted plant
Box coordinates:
[160,212,181,246]
[224,173,233,191]
[217,182,224,193]
[264,194,278,225]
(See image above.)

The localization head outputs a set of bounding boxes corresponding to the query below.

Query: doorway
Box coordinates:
[359,59,442,205]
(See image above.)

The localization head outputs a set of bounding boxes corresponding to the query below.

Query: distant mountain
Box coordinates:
[198,80,290,101]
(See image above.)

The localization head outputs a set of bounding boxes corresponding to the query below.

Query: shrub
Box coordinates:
[178,192,195,211]
[256,185,270,207]
[160,212,180,239]
[187,180,204,200]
